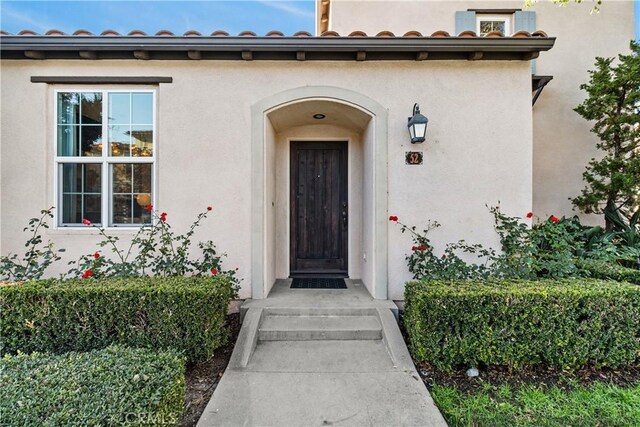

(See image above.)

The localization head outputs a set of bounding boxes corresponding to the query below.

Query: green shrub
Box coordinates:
[0,276,236,362]
[404,279,640,370]
[0,345,185,426]
[577,259,640,285]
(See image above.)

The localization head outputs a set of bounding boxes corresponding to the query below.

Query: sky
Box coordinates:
[0,0,316,36]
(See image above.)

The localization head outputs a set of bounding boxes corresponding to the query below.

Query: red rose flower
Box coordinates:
[82,270,94,279]
[526,212,534,218]
[411,246,417,251]
[211,268,218,275]
[207,206,213,211]
[82,218,92,226]
[145,205,153,212]
[160,212,167,222]
[93,252,100,259]
[550,215,559,223]
[389,215,398,222]
[418,245,427,251]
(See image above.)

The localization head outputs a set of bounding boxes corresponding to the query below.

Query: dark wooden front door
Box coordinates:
[290,141,348,276]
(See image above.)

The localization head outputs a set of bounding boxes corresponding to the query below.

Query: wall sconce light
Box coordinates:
[407,103,428,144]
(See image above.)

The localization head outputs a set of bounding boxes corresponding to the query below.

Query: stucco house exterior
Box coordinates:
[0,1,637,301]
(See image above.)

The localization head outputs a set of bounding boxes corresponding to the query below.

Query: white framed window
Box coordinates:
[476,14,512,36]
[54,89,156,227]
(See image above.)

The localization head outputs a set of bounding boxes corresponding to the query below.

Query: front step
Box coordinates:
[258,314,382,341]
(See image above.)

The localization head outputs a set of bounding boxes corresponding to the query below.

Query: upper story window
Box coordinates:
[476,14,512,36]
[55,90,155,227]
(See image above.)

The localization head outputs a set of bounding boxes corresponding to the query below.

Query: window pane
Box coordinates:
[84,163,102,192]
[109,93,130,124]
[133,164,152,193]
[81,126,103,157]
[62,194,82,224]
[479,20,505,35]
[109,125,131,156]
[113,195,132,225]
[132,93,153,124]
[112,163,132,193]
[131,126,153,157]
[479,21,493,35]
[83,195,102,223]
[111,163,152,225]
[60,163,101,225]
[57,93,80,125]
[81,93,103,124]
[57,125,79,156]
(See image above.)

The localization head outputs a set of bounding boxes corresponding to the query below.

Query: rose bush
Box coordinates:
[391,205,638,281]
[67,206,239,287]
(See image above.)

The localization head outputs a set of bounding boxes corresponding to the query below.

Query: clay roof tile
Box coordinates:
[430,30,450,37]
[100,29,121,36]
[484,31,504,38]
[531,30,548,38]
[457,30,477,38]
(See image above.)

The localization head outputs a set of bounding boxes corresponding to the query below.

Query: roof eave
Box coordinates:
[0,36,556,61]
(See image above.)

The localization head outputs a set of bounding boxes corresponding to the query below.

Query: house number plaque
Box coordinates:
[405,151,423,165]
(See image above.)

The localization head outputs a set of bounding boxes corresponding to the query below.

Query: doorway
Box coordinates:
[290,141,348,277]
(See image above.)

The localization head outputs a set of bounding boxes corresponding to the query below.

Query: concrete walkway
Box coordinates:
[197,279,447,427]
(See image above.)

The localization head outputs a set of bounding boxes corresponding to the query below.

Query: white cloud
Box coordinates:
[256,0,314,18]
[1,3,55,32]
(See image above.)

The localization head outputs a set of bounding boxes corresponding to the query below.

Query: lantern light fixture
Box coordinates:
[407,103,428,144]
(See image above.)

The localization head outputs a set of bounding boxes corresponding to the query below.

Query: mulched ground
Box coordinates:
[179,313,241,427]
[416,361,640,394]
[398,314,640,394]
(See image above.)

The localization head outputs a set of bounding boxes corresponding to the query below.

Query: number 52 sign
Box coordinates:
[405,151,423,165]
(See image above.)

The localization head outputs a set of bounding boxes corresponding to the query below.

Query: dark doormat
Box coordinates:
[291,278,347,289]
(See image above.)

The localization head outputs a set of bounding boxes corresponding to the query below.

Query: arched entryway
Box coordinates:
[251,86,388,299]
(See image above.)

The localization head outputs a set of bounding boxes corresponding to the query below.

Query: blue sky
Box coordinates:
[1,0,316,35]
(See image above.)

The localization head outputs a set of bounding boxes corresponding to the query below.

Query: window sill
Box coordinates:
[48,227,149,236]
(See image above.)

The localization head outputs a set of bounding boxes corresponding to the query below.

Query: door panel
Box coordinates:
[290,141,348,275]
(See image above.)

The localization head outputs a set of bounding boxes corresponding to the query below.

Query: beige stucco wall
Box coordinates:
[329,0,636,224]
[1,59,532,299]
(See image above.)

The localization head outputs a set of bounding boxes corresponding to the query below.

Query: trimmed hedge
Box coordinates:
[404,279,640,370]
[0,345,185,426]
[0,276,236,362]
[577,259,640,285]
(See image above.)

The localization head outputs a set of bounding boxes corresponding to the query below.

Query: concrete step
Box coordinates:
[258,315,382,341]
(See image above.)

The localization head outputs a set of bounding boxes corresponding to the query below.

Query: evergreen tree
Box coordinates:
[572,41,640,230]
